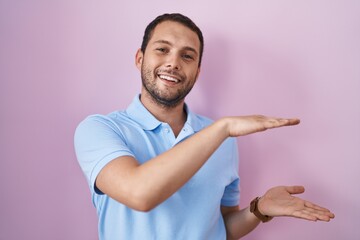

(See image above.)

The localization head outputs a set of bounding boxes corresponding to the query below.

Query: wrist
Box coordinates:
[257,196,266,215]
[250,197,273,223]
[216,117,231,137]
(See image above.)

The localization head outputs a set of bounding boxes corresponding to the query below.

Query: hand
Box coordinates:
[258,186,335,221]
[222,115,300,137]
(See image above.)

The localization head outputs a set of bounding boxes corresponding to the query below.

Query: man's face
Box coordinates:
[136,21,201,108]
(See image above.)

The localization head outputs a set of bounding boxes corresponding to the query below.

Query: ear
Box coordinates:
[195,67,201,81]
[135,49,143,70]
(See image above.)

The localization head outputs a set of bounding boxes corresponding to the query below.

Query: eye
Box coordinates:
[156,48,167,53]
[182,54,194,60]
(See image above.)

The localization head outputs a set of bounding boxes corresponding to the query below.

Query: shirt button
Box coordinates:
[164,128,170,133]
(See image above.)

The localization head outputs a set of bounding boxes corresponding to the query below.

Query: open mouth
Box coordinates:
[158,74,180,83]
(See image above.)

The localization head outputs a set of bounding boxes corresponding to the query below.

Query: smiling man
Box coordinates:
[139,25,200,108]
[74,13,334,240]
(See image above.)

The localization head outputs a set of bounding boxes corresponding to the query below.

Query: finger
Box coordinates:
[292,210,318,221]
[285,185,305,195]
[304,202,335,219]
[304,208,334,222]
[315,212,334,221]
[286,118,300,126]
[274,118,300,125]
[264,118,300,129]
[292,201,335,221]
[305,201,329,211]
[304,201,331,212]
[293,208,329,222]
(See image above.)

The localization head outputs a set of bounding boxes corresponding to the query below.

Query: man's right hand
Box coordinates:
[221,115,300,137]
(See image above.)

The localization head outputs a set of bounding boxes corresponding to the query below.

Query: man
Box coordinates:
[74,13,334,240]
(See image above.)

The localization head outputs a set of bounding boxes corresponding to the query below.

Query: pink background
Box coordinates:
[1,1,359,239]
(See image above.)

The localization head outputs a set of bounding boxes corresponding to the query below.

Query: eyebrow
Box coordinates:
[153,40,198,55]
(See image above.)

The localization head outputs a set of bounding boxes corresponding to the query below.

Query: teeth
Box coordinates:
[159,75,179,83]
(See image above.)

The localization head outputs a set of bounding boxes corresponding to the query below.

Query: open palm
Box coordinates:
[258,186,335,222]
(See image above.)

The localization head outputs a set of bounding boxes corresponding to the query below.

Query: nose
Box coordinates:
[165,54,181,70]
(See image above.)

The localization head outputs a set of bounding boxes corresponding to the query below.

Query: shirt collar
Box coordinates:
[126,95,161,130]
[183,104,203,132]
[126,94,204,132]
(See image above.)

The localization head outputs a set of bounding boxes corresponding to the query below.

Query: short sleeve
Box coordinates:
[220,138,240,206]
[74,115,135,194]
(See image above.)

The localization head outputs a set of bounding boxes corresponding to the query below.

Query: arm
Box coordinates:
[221,205,261,240]
[222,186,335,239]
[96,116,300,211]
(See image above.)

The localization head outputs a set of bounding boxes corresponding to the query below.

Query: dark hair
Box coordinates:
[140,13,204,66]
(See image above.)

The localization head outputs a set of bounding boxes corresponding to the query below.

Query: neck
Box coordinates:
[140,91,187,137]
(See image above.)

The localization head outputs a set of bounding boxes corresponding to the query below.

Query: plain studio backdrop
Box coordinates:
[0,1,359,239]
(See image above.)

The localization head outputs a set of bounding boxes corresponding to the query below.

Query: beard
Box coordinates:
[141,63,195,108]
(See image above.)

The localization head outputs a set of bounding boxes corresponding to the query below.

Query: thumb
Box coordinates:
[285,185,305,195]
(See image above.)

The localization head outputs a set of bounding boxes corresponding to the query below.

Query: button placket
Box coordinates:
[161,123,175,146]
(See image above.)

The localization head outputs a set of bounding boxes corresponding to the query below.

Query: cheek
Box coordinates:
[141,64,153,80]
[187,67,199,81]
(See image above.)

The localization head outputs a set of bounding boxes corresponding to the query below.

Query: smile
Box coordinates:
[158,74,180,83]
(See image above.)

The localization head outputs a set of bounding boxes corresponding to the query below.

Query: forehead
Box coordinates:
[149,21,200,52]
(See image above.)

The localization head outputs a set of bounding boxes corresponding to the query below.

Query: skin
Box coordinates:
[136,21,200,135]
[95,21,335,239]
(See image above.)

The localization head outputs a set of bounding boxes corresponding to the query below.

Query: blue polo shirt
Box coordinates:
[74,95,240,240]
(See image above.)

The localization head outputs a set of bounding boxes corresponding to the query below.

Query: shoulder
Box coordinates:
[75,110,131,131]
[74,111,129,140]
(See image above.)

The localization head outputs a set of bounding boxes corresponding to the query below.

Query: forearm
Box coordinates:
[135,119,229,203]
[99,118,231,211]
[135,115,298,209]
[223,207,261,240]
